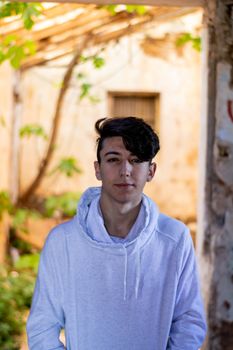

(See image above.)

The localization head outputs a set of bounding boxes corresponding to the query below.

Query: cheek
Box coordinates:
[134,170,149,184]
[100,167,114,181]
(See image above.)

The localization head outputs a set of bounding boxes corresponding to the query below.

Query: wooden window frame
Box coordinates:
[108,90,160,131]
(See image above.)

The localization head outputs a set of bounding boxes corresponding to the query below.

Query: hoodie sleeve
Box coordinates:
[167,229,207,350]
[26,231,66,349]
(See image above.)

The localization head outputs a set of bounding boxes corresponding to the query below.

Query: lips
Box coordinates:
[114,183,135,188]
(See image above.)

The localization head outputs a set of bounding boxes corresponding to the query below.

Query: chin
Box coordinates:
[114,193,140,204]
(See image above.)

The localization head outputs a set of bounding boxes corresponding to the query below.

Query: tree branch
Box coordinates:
[19,35,91,205]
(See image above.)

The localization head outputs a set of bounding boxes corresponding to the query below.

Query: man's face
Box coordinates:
[94,136,156,205]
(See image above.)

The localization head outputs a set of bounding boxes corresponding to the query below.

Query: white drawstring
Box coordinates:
[135,248,141,299]
[122,245,141,300]
[123,245,128,300]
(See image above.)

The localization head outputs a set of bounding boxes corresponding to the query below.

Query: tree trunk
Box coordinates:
[19,35,91,205]
[0,213,10,264]
[198,1,233,349]
[9,69,22,205]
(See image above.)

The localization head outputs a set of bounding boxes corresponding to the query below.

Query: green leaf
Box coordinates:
[192,37,201,52]
[0,2,24,18]
[22,3,42,29]
[103,5,118,15]
[0,51,5,64]
[49,157,82,178]
[134,6,147,15]
[103,5,147,15]
[0,3,40,69]
[80,82,92,100]
[125,5,136,13]
[10,46,25,69]
[23,39,37,55]
[19,124,48,140]
[175,33,201,52]
[93,56,105,69]
[0,2,42,30]
[2,34,17,46]
[23,16,34,30]
[0,36,37,69]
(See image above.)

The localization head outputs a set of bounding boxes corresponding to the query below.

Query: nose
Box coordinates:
[120,160,132,177]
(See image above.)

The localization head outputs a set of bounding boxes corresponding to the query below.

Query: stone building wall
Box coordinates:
[16,11,202,223]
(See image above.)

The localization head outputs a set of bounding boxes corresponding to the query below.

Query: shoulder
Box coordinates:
[156,213,195,275]
[43,218,76,249]
[156,212,190,247]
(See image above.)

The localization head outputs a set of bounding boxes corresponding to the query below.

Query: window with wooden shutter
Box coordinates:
[108,91,160,130]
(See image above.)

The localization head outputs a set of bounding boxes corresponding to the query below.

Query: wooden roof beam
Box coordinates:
[11,0,204,7]
[1,5,98,38]
[21,12,154,67]
[0,4,91,35]
[36,11,132,51]
[21,14,163,69]
[20,6,201,69]
[30,6,193,49]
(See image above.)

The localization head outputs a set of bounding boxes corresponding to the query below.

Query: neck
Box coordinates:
[99,195,142,238]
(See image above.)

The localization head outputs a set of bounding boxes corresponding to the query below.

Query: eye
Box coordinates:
[131,158,143,164]
[107,157,119,163]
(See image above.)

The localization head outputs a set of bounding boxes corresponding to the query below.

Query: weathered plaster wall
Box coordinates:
[17,11,202,225]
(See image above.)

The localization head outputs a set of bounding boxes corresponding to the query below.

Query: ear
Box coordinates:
[147,162,156,182]
[94,161,102,181]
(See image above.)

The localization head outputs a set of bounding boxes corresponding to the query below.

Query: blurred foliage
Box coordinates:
[0,2,43,29]
[0,187,82,231]
[44,192,81,218]
[12,208,41,233]
[14,253,40,273]
[20,123,48,140]
[0,191,42,232]
[0,35,36,69]
[0,191,13,219]
[0,253,38,350]
[80,82,92,100]
[78,54,105,102]
[92,56,105,69]
[0,2,41,69]
[49,157,82,178]
[176,33,201,52]
[104,4,147,15]
[80,54,105,69]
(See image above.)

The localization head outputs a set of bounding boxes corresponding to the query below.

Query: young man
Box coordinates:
[27,117,207,349]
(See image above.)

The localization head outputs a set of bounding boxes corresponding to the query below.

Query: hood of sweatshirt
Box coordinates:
[75,187,160,299]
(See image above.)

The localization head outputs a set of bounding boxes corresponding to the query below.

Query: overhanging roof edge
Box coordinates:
[11,0,204,8]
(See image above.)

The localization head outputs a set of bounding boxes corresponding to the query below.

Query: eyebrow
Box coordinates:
[103,151,121,157]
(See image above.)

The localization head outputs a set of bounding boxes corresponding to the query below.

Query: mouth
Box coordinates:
[114,183,135,188]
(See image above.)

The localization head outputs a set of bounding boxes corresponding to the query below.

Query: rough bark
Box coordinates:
[0,214,10,264]
[19,35,91,205]
[200,1,233,349]
[9,70,22,205]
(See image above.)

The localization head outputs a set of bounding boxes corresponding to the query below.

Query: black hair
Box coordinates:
[95,116,160,163]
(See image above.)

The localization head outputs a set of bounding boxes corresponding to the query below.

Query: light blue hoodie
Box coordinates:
[27,187,207,349]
